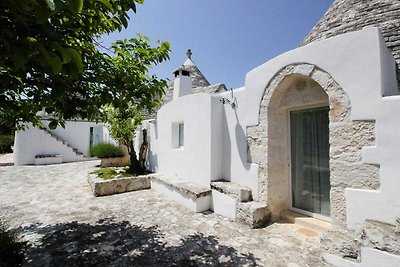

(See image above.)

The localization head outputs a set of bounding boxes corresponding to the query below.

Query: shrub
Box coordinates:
[0,135,14,154]
[89,143,124,158]
[0,218,25,266]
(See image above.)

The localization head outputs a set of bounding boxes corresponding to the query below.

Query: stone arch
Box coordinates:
[247,63,379,225]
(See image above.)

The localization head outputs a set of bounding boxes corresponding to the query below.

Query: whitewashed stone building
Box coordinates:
[13,119,110,165]
[140,1,400,266]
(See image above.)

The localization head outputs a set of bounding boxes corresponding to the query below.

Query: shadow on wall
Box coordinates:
[222,99,251,180]
[232,99,251,172]
[235,123,251,171]
[221,106,232,180]
[147,142,158,173]
[20,218,259,266]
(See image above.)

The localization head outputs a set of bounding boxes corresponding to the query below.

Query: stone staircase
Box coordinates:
[38,127,86,162]
[211,181,270,228]
[150,176,271,228]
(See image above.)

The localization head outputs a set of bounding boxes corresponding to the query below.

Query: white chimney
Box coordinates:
[173,66,192,100]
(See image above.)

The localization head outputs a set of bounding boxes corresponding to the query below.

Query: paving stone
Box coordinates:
[0,161,332,266]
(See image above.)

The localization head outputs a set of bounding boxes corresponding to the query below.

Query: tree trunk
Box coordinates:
[129,146,143,175]
[138,129,149,172]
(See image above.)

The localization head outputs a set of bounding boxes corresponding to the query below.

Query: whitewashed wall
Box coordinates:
[42,120,109,156]
[219,88,260,200]
[152,93,222,187]
[14,120,108,165]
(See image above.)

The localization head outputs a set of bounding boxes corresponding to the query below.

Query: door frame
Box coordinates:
[287,103,331,222]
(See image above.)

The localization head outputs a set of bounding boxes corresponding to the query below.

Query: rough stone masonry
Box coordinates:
[302,0,400,85]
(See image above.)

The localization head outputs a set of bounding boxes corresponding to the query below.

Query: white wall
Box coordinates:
[346,95,400,228]
[244,27,398,125]
[14,123,83,165]
[14,120,108,165]
[42,120,107,156]
[220,88,260,200]
[154,93,222,187]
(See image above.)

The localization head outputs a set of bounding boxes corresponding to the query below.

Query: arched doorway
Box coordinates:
[247,63,378,224]
[266,72,330,220]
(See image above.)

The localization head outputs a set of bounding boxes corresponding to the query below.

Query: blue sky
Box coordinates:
[101,0,334,89]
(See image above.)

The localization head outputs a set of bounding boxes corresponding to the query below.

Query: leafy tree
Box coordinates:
[104,105,146,174]
[0,0,170,129]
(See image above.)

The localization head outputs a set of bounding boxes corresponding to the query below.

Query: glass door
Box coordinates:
[290,106,330,217]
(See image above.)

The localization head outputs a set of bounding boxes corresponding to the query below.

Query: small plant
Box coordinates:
[89,143,124,158]
[0,218,25,266]
[93,167,149,180]
[95,168,118,180]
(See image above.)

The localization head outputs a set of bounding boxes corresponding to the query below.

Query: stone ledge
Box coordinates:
[88,172,151,197]
[210,181,252,202]
[236,201,271,229]
[151,175,211,200]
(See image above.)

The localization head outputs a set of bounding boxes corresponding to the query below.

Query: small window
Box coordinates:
[172,122,184,148]
[178,123,184,147]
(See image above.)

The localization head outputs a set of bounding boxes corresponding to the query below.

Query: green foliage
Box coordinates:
[104,106,144,153]
[94,166,141,179]
[104,104,157,175]
[89,143,124,158]
[0,0,170,129]
[0,135,14,154]
[95,167,117,180]
[0,218,25,267]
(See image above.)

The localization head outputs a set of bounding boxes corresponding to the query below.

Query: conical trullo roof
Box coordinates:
[144,49,225,119]
[182,52,211,88]
[301,0,400,82]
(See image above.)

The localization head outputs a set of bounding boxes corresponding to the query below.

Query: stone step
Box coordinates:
[39,127,85,158]
[150,175,212,213]
[210,181,252,202]
[279,210,331,232]
[236,201,271,229]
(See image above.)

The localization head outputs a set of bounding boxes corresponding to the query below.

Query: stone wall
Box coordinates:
[301,0,400,85]
[247,63,378,224]
[322,219,400,261]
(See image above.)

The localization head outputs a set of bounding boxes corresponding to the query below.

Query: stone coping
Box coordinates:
[211,181,252,202]
[88,172,152,197]
[151,175,211,199]
[35,154,62,158]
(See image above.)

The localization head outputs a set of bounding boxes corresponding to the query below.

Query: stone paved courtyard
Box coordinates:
[0,161,331,266]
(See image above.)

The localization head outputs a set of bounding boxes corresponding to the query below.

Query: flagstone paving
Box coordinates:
[0,161,332,266]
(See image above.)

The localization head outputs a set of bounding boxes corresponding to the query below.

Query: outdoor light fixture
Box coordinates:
[220,88,236,108]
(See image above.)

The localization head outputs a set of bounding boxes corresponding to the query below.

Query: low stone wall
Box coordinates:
[321,220,400,262]
[88,173,151,197]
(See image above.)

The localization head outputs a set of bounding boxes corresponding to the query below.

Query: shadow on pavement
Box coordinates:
[20,218,259,266]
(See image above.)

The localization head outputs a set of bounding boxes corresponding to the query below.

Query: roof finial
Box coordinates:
[186,49,192,59]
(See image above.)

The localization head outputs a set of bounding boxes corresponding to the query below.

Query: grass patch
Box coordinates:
[93,167,149,180]
[94,168,117,180]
